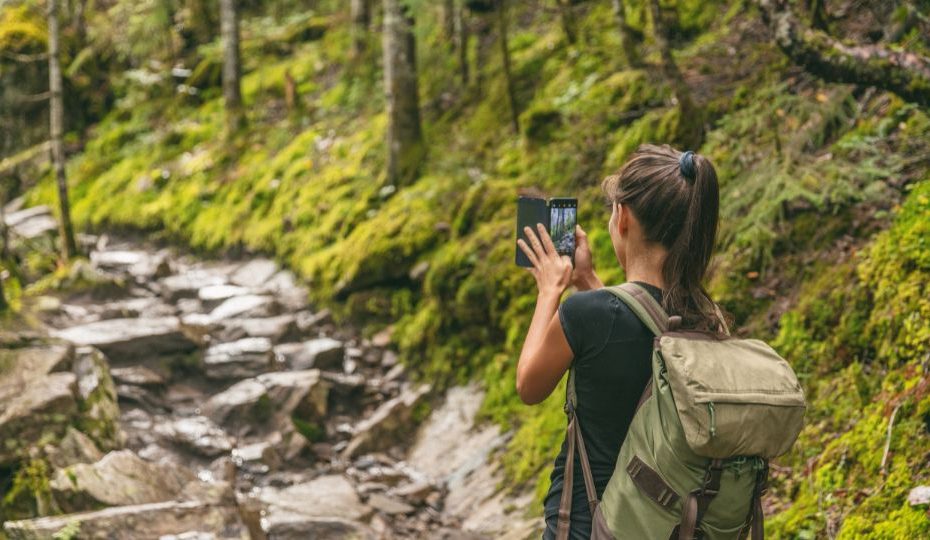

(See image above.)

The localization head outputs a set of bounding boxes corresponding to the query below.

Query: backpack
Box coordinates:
[556,283,806,540]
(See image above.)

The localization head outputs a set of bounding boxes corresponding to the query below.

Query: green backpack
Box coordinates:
[556,283,806,540]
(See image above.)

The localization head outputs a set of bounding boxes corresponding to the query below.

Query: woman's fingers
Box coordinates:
[517,238,540,267]
[536,223,558,257]
[523,226,547,256]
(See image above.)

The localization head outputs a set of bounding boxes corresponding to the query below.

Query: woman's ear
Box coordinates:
[616,202,628,237]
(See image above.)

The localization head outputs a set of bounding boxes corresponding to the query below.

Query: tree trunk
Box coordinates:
[443,0,455,45]
[556,0,577,45]
[0,196,8,312]
[612,0,639,66]
[220,0,243,131]
[383,0,424,185]
[351,0,371,57]
[47,0,78,262]
[648,0,702,148]
[455,0,470,85]
[806,0,826,30]
[497,0,519,134]
[758,0,930,109]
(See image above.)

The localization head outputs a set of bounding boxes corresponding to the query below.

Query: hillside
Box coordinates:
[3,0,930,537]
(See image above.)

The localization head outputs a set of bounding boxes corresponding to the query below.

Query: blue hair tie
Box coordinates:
[679,151,696,182]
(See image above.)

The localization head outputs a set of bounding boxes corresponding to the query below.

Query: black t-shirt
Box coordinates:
[541,282,661,540]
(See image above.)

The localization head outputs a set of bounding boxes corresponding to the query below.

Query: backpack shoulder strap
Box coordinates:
[604,282,669,336]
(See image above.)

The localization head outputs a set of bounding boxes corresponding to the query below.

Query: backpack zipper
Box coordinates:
[707,402,717,438]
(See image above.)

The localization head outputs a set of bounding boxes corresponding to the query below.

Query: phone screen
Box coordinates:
[549,198,577,257]
[516,197,549,267]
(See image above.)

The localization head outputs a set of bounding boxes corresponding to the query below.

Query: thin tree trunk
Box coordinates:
[442,0,455,45]
[47,0,77,262]
[455,1,470,85]
[612,0,639,66]
[807,0,826,30]
[556,0,577,45]
[648,0,702,147]
[497,0,519,134]
[351,0,371,57]
[0,195,8,312]
[220,0,243,131]
[758,0,930,109]
[383,0,424,185]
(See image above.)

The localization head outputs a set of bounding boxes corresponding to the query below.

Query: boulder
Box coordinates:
[273,337,344,371]
[0,371,78,466]
[50,449,197,512]
[156,416,233,457]
[258,475,373,539]
[342,384,431,459]
[2,499,244,540]
[71,347,125,451]
[51,317,198,360]
[0,343,72,399]
[202,337,274,379]
[44,426,104,469]
[202,370,328,431]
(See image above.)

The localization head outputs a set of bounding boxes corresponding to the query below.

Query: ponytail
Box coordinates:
[601,144,724,331]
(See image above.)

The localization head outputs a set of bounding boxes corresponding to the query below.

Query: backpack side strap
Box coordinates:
[739,460,769,540]
[674,459,724,540]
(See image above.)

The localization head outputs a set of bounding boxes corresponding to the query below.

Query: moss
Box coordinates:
[290,416,325,443]
[0,459,56,521]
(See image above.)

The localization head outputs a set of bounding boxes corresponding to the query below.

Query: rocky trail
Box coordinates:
[0,204,539,539]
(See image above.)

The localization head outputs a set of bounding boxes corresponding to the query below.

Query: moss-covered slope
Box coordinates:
[22,1,930,536]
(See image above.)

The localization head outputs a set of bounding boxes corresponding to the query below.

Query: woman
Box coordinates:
[516,143,726,539]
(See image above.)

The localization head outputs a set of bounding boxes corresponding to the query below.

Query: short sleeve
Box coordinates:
[558,289,617,368]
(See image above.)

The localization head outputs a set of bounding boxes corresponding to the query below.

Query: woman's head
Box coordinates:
[601,143,721,330]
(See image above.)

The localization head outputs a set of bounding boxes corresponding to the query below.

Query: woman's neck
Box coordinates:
[623,244,667,290]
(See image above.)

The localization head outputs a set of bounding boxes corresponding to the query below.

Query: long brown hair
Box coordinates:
[601,143,724,331]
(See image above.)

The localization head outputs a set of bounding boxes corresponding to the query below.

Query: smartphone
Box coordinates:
[515,196,577,267]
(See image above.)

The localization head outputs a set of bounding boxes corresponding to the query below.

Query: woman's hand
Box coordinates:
[571,224,603,290]
[518,223,573,297]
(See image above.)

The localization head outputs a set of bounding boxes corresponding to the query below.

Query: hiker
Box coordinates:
[517,143,804,539]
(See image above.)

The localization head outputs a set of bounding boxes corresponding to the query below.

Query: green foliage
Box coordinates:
[14,1,930,535]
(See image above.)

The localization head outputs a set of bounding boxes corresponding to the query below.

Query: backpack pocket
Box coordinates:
[659,335,807,459]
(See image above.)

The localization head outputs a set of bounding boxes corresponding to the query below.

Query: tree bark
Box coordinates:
[758,0,930,109]
[383,0,424,185]
[455,0,470,85]
[443,0,456,45]
[648,0,702,148]
[47,0,78,262]
[351,0,371,57]
[556,0,577,45]
[497,0,519,134]
[220,0,243,130]
[612,0,639,66]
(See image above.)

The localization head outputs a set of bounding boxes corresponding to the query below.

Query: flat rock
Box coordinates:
[909,485,930,506]
[159,271,226,301]
[50,449,198,512]
[273,337,344,371]
[156,416,233,457]
[214,314,300,343]
[258,475,372,538]
[197,284,251,309]
[5,205,57,239]
[342,384,431,459]
[232,441,280,473]
[2,499,244,540]
[110,365,166,387]
[208,294,278,322]
[202,337,274,379]
[51,317,198,360]
[229,259,279,289]
[367,493,414,515]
